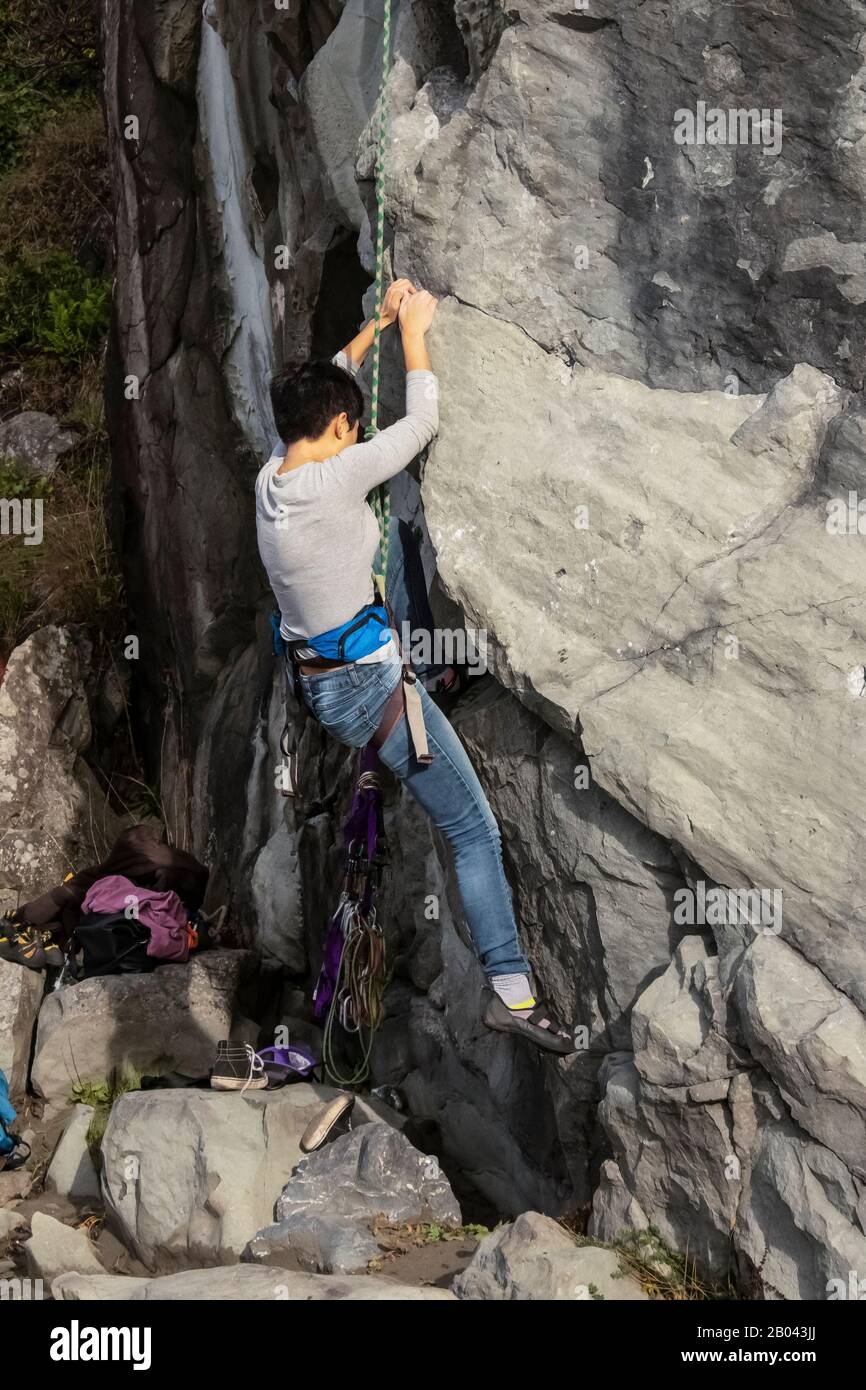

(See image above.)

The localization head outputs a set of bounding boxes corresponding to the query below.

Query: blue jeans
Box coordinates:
[298,648,529,977]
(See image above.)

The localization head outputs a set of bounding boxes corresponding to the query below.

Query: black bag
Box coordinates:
[75,911,157,980]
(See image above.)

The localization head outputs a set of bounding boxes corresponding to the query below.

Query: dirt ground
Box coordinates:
[376,1237,479,1288]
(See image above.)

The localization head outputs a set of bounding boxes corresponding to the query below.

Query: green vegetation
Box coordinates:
[0,0,100,177]
[0,249,111,363]
[0,250,111,362]
[0,365,122,653]
[71,1068,142,1167]
[561,1220,737,1301]
[0,1,120,658]
[0,456,53,500]
[611,1226,735,1301]
[366,1219,488,1272]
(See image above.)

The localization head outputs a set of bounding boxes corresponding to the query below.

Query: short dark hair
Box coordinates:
[270,359,364,445]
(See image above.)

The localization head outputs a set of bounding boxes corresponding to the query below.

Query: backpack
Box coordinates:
[0,1070,28,1169]
[75,911,156,979]
[77,875,193,978]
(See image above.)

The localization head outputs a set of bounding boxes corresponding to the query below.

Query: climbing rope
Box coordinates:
[368,0,393,597]
[321,897,387,1087]
[317,6,395,1085]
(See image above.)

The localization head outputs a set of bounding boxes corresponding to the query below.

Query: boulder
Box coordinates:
[0,626,122,899]
[31,950,245,1110]
[0,411,75,478]
[52,1272,150,1300]
[0,1209,27,1240]
[23,1211,105,1282]
[453,1211,649,1301]
[0,1170,32,1205]
[246,1120,458,1274]
[126,1265,455,1300]
[100,1082,361,1270]
[274,1123,461,1227]
[54,1265,455,1300]
[45,1105,101,1202]
[243,1212,381,1275]
[299,0,382,231]
[0,959,44,1100]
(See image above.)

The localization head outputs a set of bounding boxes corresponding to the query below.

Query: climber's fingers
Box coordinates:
[398,288,438,335]
[381,278,416,323]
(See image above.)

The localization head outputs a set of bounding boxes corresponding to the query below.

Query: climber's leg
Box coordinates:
[378,684,577,1052]
[300,653,576,1052]
[377,679,528,975]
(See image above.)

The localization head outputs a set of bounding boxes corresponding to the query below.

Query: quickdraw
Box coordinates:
[316,751,390,1085]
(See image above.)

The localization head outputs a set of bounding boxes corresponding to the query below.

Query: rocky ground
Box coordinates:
[0,948,654,1302]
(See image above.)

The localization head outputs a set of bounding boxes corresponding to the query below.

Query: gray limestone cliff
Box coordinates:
[98,0,866,1297]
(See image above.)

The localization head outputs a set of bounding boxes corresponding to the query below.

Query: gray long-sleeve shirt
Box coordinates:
[255,352,439,642]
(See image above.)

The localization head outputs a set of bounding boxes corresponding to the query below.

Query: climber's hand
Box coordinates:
[381,278,415,327]
[398,288,438,337]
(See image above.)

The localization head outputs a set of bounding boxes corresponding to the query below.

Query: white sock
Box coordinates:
[491,973,535,1012]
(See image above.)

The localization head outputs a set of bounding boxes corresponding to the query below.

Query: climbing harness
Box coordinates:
[367,0,394,596]
[315,747,389,1085]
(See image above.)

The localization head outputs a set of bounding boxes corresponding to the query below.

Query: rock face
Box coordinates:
[31,951,245,1110]
[101,0,866,1296]
[0,626,122,900]
[44,1106,101,1203]
[0,960,44,1100]
[100,1083,360,1271]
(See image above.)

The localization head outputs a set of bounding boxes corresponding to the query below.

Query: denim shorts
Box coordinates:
[297,650,404,748]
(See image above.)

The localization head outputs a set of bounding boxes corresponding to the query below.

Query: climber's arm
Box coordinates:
[333,291,439,493]
[335,371,439,493]
[337,278,416,368]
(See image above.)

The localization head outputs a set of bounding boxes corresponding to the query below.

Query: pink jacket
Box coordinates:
[81,874,190,962]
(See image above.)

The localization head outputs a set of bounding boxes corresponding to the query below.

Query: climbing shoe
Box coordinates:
[299,1093,355,1153]
[482,991,578,1056]
[0,923,46,972]
[426,666,469,712]
[40,932,64,971]
[209,1041,268,1092]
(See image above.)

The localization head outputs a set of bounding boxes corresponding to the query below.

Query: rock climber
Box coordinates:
[255,279,575,1055]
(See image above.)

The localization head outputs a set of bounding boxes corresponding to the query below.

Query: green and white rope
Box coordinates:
[368,0,393,597]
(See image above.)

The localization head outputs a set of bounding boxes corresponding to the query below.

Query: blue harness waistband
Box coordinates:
[279,602,393,664]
